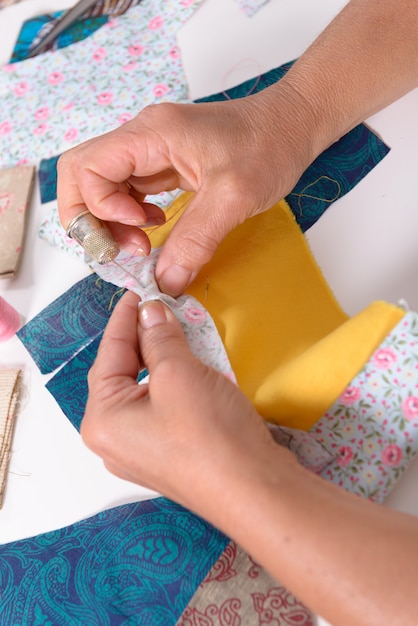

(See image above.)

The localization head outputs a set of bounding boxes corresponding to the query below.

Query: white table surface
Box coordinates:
[1,1,418,624]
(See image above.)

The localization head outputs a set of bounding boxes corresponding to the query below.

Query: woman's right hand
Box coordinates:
[57,86,317,296]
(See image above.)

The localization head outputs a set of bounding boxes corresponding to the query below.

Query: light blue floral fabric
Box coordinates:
[312,311,418,502]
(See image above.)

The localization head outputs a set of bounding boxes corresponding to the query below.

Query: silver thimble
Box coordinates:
[66,210,120,265]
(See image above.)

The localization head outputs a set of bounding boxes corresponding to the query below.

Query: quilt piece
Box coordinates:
[0,0,202,169]
[16,273,125,374]
[314,311,418,503]
[0,165,35,277]
[0,498,229,625]
[176,541,314,626]
[45,333,103,431]
[0,369,22,507]
[37,154,61,204]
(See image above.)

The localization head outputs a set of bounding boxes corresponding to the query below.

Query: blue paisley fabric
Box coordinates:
[0,499,229,625]
[16,274,125,374]
[45,333,102,431]
[45,333,149,431]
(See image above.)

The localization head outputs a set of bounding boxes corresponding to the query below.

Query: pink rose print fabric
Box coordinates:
[90,248,236,380]
[311,312,418,503]
[0,0,202,169]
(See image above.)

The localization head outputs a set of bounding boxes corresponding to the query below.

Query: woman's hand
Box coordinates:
[57,91,315,296]
[82,291,294,520]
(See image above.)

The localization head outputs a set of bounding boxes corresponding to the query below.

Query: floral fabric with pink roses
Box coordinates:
[90,248,237,381]
[0,0,202,169]
[307,310,418,503]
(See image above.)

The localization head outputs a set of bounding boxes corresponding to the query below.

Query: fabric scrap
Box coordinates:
[0,498,229,625]
[45,334,102,431]
[314,311,418,503]
[176,541,314,626]
[0,165,35,278]
[16,273,125,374]
[90,248,236,379]
[0,369,22,508]
[37,154,61,204]
[46,331,148,431]
[0,0,202,169]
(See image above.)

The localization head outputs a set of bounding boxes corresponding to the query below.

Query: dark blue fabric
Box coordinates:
[0,499,229,625]
[45,333,102,430]
[38,154,61,204]
[17,274,125,374]
[45,333,149,431]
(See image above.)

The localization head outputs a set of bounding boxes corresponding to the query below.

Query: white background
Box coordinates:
[0,1,418,624]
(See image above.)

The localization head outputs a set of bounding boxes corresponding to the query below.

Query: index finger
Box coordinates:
[56,120,174,230]
[88,290,142,401]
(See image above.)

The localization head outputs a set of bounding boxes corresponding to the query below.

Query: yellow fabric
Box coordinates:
[148,194,404,430]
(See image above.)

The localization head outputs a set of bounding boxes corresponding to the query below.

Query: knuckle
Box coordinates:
[177,229,219,266]
[142,328,185,364]
[138,102,179,126]
[80,408,112,456]
[217,169,261,213]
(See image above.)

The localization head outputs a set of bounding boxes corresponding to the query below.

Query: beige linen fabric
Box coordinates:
[0,369,22,507]
[0,166,35,278]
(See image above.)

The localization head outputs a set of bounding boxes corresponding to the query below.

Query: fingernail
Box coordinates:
[158,265,191,296]
[119,216,165,227]
[138,300,169,329]
[121,241,147,257]
[119,218,145,226]
[139,216,166,228]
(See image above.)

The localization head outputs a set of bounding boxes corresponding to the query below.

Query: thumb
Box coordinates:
[155,184,245,296]
[138,300,195,375]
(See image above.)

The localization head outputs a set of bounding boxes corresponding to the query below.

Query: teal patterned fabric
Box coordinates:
[17,274,125,374]
[45,333,102,430]
[45,333,149,431]
[38,154,60,204]
[0,499,229,625]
